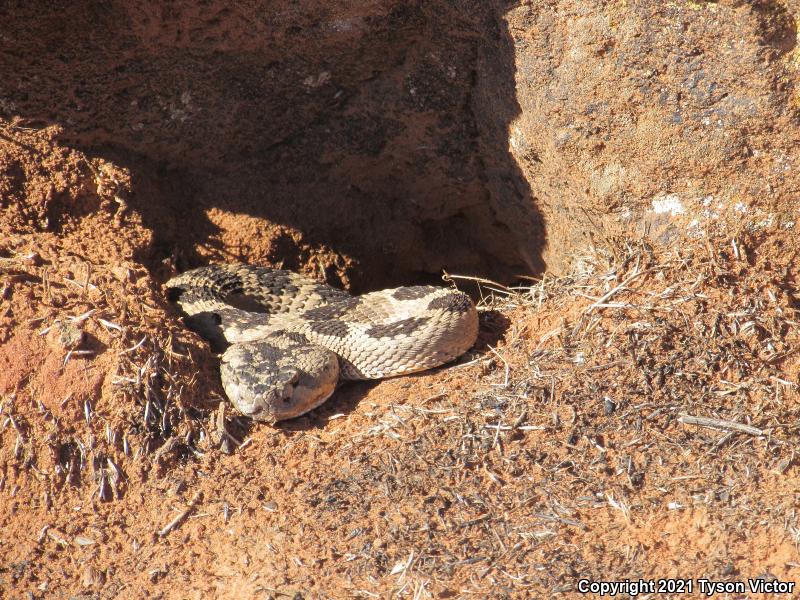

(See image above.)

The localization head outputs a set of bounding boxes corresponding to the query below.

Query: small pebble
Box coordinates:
[47,320,84,350]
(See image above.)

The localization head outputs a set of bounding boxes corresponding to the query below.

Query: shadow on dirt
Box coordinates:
[0,0,545,292]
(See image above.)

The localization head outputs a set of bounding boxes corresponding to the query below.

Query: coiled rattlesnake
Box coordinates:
[167,264,478,422]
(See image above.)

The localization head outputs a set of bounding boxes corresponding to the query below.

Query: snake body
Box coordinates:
[167,264,478,422]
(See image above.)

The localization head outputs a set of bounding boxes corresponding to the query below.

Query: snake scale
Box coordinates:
[167,264,479,422]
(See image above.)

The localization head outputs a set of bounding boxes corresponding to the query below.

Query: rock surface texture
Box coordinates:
[2,1,797,285]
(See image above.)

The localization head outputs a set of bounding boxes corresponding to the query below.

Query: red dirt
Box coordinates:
[2,1,800,598]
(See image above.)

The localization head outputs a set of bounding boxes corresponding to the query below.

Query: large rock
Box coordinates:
[506,0,799,269]
[0,0,796,286]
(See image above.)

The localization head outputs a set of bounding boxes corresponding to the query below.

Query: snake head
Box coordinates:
[220,339,339,423]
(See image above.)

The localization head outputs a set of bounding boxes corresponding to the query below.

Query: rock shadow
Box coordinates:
[0,0,545,292]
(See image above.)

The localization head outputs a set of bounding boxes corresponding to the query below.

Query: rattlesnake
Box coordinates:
[167,264,479,422]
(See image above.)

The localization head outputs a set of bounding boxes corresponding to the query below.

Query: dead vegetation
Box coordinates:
[3,227,800,597]
[0,240,218,503]
[340,230,800,595]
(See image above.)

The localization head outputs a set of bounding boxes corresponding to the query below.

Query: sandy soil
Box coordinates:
[2,1,800,599]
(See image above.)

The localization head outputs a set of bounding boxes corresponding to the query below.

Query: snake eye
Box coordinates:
[281,371,301,403]
[282,385,294,403]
